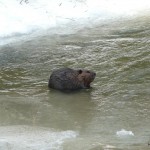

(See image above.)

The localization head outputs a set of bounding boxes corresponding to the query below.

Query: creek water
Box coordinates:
[0,1,150,150]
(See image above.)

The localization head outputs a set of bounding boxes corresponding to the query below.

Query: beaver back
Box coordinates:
[48,68,96,90]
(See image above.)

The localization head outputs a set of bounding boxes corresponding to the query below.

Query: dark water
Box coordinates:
[0,16,150,150]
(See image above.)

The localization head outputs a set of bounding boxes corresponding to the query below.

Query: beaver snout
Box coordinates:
[93,72,96,77]
[90,72,96,80]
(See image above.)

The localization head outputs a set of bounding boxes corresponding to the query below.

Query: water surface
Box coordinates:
[0,16,150,150]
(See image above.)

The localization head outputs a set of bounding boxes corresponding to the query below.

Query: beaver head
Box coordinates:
[77,69,96,88]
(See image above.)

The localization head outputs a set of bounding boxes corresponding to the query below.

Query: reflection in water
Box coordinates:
[0,16,150,149]
[47,90,96,131]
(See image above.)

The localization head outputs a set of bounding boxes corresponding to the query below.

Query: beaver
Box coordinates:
[48,68,96,91]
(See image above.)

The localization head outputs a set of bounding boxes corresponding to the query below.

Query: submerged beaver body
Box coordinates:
[48,68,96,91]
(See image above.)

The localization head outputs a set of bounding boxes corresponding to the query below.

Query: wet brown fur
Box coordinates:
[48,68,96,91]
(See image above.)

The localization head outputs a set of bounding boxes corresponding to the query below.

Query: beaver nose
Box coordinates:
[93,72,96,77]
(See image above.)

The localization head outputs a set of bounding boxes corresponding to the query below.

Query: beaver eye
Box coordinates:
[78,70,82,74]
[86,71,90,73]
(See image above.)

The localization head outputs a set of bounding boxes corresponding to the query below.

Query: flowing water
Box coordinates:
[0,0,150,150]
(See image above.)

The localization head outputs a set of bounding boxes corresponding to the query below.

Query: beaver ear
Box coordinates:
[78,69,82,74]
